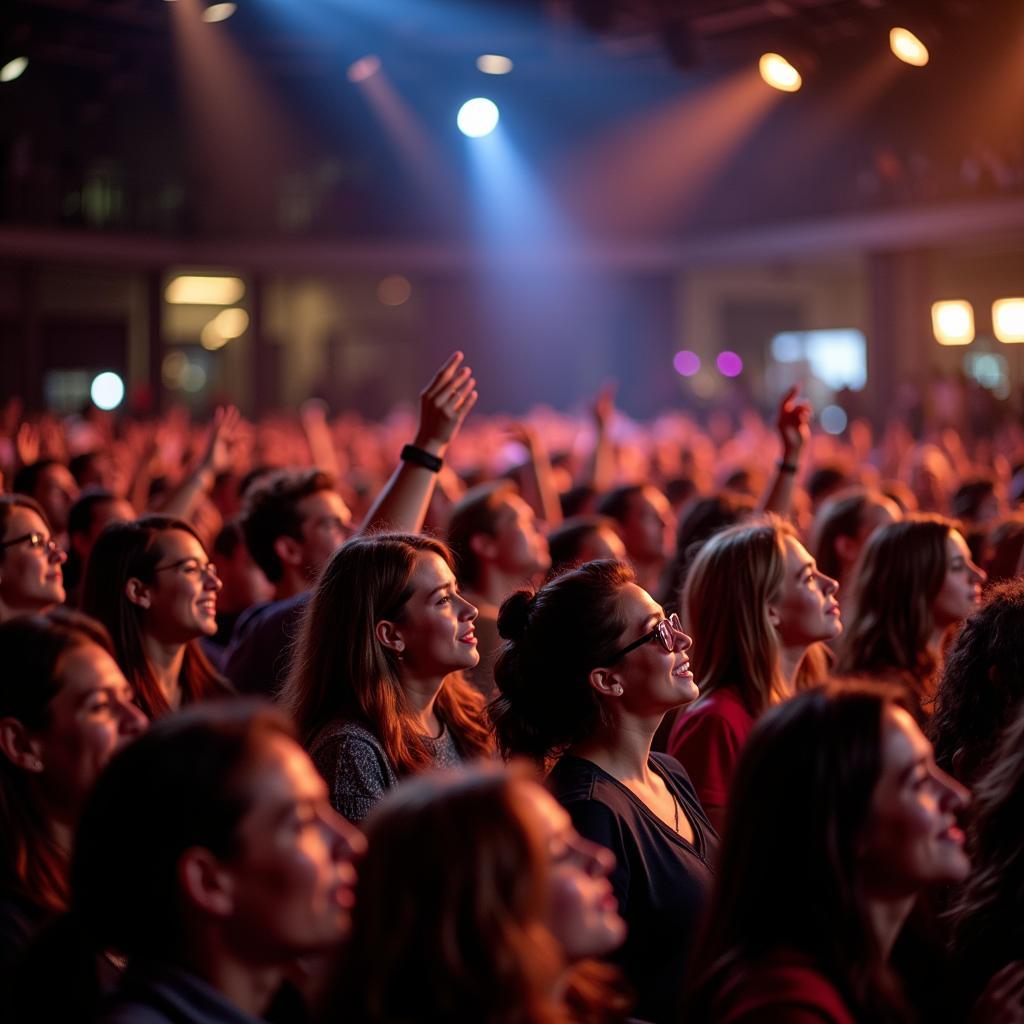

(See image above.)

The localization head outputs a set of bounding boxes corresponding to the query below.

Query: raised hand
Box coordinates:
[776,384,811,460]
[199,405,241,476]
[414,351,478,454]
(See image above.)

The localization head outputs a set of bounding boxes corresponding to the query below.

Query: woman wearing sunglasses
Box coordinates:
[0,495,67,624]
[490,559,717,1024]
[81,516,233,719]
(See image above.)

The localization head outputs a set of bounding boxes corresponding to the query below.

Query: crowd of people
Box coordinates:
[2,352,1024,1023]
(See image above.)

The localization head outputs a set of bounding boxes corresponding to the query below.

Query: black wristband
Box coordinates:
[777,460,798,473]
[401,444,443,473]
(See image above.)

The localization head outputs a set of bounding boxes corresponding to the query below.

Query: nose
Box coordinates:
[582,837,616,878]
[970,562,987,586]
[819,570,839,597]
[937,767,970,814]
[203,566,222,591]
[48,543,67,564]
[327,810,367,862]
[458,595,478,622]
[119,698,149,738]
[672,624,693,653]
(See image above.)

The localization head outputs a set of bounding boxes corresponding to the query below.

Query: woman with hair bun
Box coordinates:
[490,559,716,1024]
[667,517,842,829]
[836,515,986,718]
[341,763,629,1023]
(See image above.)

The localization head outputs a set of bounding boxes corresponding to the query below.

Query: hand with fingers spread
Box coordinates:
[414,351,478,456]
[776,384,812,462]
[199,405,242,477]
[971,961,1024,1024]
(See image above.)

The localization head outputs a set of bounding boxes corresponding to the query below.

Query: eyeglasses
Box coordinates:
[607,612,684,664]
[0,532,60,554]
[153,558,220,580]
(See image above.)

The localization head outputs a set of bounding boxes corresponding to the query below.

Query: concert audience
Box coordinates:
[0,496,67,623]
[491,559,716,1023]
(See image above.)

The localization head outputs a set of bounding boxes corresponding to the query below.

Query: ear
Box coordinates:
[766,602,781,629]
[375,619,405,655]
[273,535,304,570]
[178,846,235,919]
[587,666,623,698]
[0,718,45,773]
[469,532,499,564]
[125,577,152,610]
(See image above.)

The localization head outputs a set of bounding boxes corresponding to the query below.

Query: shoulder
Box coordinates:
[311,720,388,762]
[716,955,856,1024]
[671,689,755,746]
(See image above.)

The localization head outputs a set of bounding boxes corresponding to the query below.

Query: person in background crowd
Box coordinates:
[668,517,841,829]
[547,515,626,577]
[491,559,716,1024]
[11,460,79,545]
[205,521,273,658]
[281,533,492,823]
[836,515,986,719]
[81,515,233,719]
[0,610,145,984]
[811,487,901,589]
[63,489,135,608]
[596,485,675,597]
[0,495,67,624]
[339,764,629,1023]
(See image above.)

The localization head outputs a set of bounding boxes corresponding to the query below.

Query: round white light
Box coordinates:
[820,405,848,435]
[347,55,381,83]
[476,54,513,75]
[457,98,500,138]
[0,58,28,84]
[202,2,236,23]
[90,372,125,411]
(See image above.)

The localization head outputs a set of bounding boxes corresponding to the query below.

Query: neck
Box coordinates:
[0,598,52,625]
[274,572,308,602]
[472,568,524,609]
[398,670,448,736]
[141,634,186,709]
[181,943,285,1019]
[569,712,660,783]
[778,644,808,697]
[865,894,916,961]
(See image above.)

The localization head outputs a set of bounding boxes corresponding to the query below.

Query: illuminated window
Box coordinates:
[770,329,867,391]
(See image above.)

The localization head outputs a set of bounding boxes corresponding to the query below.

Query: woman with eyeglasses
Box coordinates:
[0,495,67,623]
[666,517,842,831]
[490,559,717,1024]
[81,515,233,719]
[0,609,146,985]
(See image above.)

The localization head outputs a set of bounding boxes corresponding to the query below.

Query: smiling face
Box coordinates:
[859,705,970,899]
[0,506,67,618]
[606,583,698,713]
[136,529,222,643]
[390,551,480,678]
[32,642,147,815]
[931,530,986,630]
[516,781,625,962]
[771,537,842,649]
[223,732,365,959]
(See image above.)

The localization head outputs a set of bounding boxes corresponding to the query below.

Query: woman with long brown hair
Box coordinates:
[80,515,232,719]
[0,609,146,981]
[667,516,842,828]
[280,532,492,823]
[0,495,67,624]
[835,515,986,717]
[685,682,970,1023]
[340,764,628,1023]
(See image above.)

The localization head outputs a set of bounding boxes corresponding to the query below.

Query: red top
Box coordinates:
[667,687,755,831]
[710,952,857,1024]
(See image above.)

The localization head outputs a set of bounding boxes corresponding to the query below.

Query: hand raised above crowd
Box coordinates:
[413,351,478,456]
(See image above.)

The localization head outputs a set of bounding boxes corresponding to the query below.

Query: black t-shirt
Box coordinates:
[547,753,718,1024]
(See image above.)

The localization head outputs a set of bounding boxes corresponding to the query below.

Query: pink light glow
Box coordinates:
[716,351,743,377]
[673,350,701,376]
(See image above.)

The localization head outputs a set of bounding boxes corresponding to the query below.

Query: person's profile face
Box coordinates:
[931,530,986,630]
[491,494,550,579]
[296,490,353,580]
[770,537,842,649]
[0,507,66,614]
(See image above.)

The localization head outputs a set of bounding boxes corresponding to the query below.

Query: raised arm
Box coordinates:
[579,385,616,493]
[761,385,811,518]
[507,421,562,529]
[359,351,477,535]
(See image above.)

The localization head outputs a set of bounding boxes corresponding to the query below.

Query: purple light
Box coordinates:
[673,350,701,377]
[716,351,743,377]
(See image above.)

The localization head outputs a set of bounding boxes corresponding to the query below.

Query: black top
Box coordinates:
[547,753,718,1024]
[223,592,309,698]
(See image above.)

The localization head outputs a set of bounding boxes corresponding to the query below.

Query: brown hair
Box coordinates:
[447,481,517,590]
[80,516,231,719]
[341,763,625,1024]
[280,533,491,774]
[0,494,51,539]
[683,516,795,716]
[835,515,956,707]
[811,488,891,584]
[0,609,116,913]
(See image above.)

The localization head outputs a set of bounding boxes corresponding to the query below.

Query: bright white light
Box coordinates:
[890,27,929,67]
[347,55,381,83]
[993,298,1024,344]
[770,329,867,391]
[932,301,974,346]
[0,58,28,83]
[214,307,249,338]
[165,275,245,305]
[759,53,801,93]
[820,405,848,435]
[771,332,803,363]
[202,2,236,23]
[476,54,513,75]
[181,363,208,393]
[457,98,500,138]
[90,372,125,411]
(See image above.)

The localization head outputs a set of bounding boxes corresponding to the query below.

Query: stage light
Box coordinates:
[214,307,249,338]
[994,298,1024,344]
[165,275,245,305]
[162,352,188,388]
[182,362,208,393]
[457,98,500,138]
[758,53,801,93]
[890,28,928,67]
[716,351,744,377]
[476,54,513,75]
[0,57,28,83]
[202,3,236,23]
[377,275,412,307]
[820,405,848,435]
[90,372,125,411]
[931,301,974,346]
[347,55,381,83]
[673,350,700,377]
